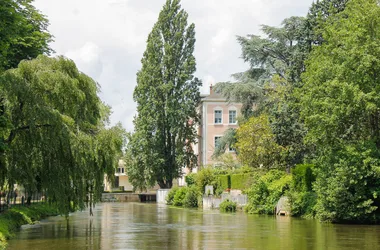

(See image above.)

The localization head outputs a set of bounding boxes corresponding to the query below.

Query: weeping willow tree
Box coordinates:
[0,55,125,215]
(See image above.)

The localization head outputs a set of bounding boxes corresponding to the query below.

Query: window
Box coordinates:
[215,136,222,148]
[229,110,237,124]
[214,110,222,124]
[229,145,235,152]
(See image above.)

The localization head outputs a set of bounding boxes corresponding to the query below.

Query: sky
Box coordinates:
[33,0,314,131]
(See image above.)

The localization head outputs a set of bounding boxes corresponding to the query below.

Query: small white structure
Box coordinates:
[157,189,171,204]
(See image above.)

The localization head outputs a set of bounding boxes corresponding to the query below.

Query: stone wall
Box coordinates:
[203,192,248,209]
[156,189,171,204]
[101,193,140,202]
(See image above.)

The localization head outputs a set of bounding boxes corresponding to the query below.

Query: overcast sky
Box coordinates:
[33,0,314,131]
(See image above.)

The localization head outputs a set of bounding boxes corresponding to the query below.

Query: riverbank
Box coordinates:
[0,203,59,250]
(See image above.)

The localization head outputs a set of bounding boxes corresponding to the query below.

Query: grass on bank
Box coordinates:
[0,203,59,250]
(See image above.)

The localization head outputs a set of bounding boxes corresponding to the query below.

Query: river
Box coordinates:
[7,202,380,249]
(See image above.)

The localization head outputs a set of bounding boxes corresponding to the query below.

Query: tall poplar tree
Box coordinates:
[128,0,201,190]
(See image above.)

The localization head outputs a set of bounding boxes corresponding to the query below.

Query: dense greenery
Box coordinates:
[166,186,200,208]
[219,199,237,213]
[203,0,380,223]
[245,170,292,214]
[0,0,54,185]
[0,0,53,71]
[236,114,281,169]
[0,56,125,215]
[0,0,124,218]
[218,175,230,191]
[230,174,252,190]
[299,0,380,223]
[0,203,59,249]
[127,0,201,190]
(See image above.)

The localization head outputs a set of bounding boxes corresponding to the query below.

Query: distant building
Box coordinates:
[196,85,242,167]
[104,159,133,192]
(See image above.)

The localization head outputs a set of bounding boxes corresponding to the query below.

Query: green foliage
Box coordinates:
[230,174,251,190]
[166,186,200,208]
[195,168,218,194]
[0,203,58,249]
[212,128,237,160]
[173,187,187,207]
[183,185,200,208]
[289,191,317,218]
[246,170,292,214]
[185,173,196,187]
[0,56,125,215]
[220,199,237,213]
[166,187,179,205]
[128,0,201,189]
[214,16,310,117]
[236,114,282,169]
[0,0,53,71]
[218,175,230,191]
[299,0,380,223]
[291,164,315,192]
[306,0,348,46]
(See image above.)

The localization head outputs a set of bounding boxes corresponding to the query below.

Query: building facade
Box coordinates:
[196,85,242,166]
[104,159,134,192]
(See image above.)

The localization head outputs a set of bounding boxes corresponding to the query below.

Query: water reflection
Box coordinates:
[7,203,380,250]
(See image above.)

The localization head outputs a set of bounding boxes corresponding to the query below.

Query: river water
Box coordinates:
[7,202,380,250]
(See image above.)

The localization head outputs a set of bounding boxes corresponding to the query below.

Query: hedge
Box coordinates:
[230,174,251,190]
[218,175,230,190]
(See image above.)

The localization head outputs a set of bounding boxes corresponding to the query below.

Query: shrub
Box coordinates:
[220,199,237,212]
[166,187,179,205]
[196,168,217,194]
[173,187,187,207]
[289,191,317,218]
[245,170,292,214]
[183,186,200,208]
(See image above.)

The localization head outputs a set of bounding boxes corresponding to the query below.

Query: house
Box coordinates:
[195,85,242,167]
[104,159,133,192]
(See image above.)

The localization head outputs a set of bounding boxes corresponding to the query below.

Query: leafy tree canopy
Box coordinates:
[299,0,380,222]
[0,56,125,215]
[236,114,282,169]
[127,0,201,190]
[0,0,53,71]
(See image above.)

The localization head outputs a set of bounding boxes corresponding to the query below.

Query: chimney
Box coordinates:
[209,84,213,95]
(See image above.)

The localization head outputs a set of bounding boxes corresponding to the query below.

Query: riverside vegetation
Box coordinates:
[0,0,124,247]
[0,204,59,250]
[165,165,314,217]
[127,0,380,224]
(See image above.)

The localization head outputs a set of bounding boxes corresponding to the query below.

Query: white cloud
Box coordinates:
[65,42,103,79]
[34,0,314,132]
